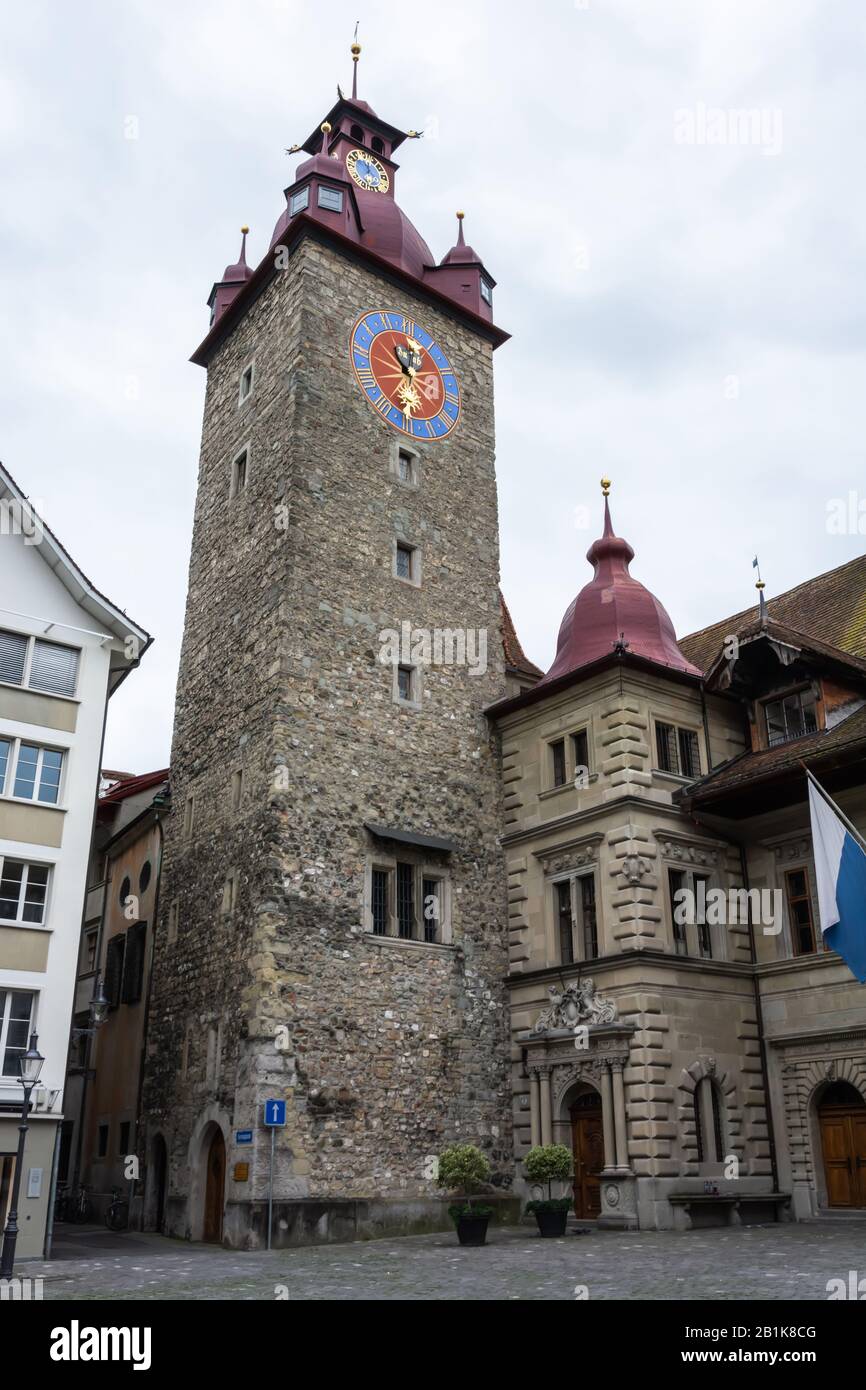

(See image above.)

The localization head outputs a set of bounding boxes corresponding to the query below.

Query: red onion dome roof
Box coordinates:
[540,484,702,685]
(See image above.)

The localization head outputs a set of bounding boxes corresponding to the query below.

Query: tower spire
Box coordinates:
[753,555,768,623]
[351,22,361,100]
[455,210,466,247]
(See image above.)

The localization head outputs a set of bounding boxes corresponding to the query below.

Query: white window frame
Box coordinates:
[0,736,66,806]
[0,629,80,700]
[0,856,51,927]
[480,277,493,306]
[0,988,37,1079]
[238,361,255,406]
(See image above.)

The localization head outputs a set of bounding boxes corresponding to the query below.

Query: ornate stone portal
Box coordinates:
[520,983,637,1228]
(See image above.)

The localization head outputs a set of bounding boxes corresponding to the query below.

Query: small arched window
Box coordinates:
[371,135,385,155]
[694,1077,725,1163]
[350,124,365,143]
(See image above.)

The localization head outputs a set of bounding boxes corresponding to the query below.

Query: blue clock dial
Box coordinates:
[349,310,461,440]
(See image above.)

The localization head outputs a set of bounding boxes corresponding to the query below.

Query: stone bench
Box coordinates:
[669,1192,790,1228]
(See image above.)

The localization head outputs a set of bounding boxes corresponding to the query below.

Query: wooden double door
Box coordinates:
[819,1085,866,1209]
[570,1092,605,1218]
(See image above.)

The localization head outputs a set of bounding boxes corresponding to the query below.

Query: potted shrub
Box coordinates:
[524,1144,573,1237]
[437,1143,493,1246]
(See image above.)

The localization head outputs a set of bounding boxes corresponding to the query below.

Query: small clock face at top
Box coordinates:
[346,149,390,193]
[349,310,461,440]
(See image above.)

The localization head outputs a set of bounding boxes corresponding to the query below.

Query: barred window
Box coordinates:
[371,868,389,936]
[368,863,449,944]
[396,863,414,939]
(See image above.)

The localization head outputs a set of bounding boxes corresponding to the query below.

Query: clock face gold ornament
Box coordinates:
[346,148,390,192]
[349,310,461,439]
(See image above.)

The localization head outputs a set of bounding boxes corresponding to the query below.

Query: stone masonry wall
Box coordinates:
[144,236,513,1230]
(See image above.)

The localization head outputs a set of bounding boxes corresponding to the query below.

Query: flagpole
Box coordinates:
[801,761,866,855]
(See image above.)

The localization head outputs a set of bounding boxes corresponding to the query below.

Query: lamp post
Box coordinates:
[0,1033,45,1279]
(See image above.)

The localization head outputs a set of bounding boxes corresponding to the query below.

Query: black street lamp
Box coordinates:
[0,1032,45,1279]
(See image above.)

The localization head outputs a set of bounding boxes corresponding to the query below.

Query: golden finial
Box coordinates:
[321,121,332,134]
[755,579,765,591]
[351,42,361,57]
[241,224,249,234]
[456,210,465,220]
[601,477,611,497]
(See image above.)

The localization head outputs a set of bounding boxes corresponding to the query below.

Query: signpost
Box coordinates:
[262,1100,286,1251]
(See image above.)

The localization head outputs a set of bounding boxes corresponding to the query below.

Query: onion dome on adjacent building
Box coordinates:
[540,480,702,685]
[207,226,253,327]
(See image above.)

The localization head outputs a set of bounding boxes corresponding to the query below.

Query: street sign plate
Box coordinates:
[236,1129,253,1144]
[263,1099,286,1127]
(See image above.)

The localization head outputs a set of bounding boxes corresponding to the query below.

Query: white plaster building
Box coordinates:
[0,464,149,1258]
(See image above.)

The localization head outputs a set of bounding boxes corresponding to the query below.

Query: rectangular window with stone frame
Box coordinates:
[365,859,450,944]
[553,871,600,964]
[655,720,701,778]
[667,865,720,960]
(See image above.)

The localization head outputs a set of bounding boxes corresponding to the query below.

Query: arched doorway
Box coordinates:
[203,1128,226,1243]
[570,1088,604,1218]
[818,1082,866,1208]
[149,1134,167,1233]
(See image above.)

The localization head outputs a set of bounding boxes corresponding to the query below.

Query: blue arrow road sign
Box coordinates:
[263,1099,286,1127]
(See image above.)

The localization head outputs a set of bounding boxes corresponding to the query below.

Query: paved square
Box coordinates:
[24,1218,866,1300]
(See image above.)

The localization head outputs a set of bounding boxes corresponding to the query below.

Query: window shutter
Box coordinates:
[0,631,28,687]
[121,921,147,1004]
[28,640,79,696]
[105,934,126,1010]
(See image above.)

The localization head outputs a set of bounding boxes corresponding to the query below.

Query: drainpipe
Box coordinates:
[687,804,781,1195]
[133,808,165,1230]
[737,841,781,1195]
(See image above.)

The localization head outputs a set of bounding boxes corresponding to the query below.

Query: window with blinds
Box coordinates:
[0,630,27,686]
[28,639,79,697]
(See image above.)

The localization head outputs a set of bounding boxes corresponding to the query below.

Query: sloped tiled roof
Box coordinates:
[500,591,542,680]
[99,768,170,805]
[681,704,866,805]
[680,553,866,674]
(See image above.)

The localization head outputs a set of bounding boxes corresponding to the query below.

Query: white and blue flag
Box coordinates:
[807,775,866,982]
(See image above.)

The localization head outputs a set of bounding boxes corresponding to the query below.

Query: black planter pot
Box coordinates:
[534,1208,569,1238]
[455,1214,490,1246]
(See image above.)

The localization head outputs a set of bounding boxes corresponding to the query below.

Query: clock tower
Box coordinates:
[143,44,516,1245]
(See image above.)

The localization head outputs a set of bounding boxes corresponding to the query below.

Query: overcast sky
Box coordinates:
[2,0,864,771]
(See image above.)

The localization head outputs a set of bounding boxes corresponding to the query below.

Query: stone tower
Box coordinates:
[142,47,515,1245]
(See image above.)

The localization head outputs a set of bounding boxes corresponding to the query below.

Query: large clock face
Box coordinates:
[349,310,461,440]
[346,149,390,193]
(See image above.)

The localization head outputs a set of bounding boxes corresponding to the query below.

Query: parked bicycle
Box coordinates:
[72,1184,92,1224]
[105,1186,129,1232]
[53,1180,70,1223]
